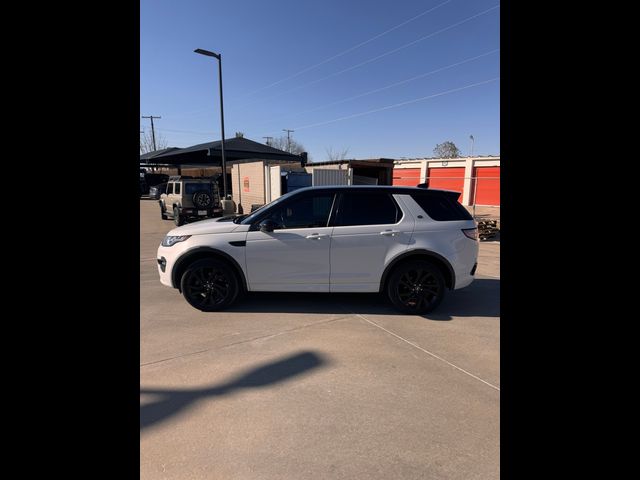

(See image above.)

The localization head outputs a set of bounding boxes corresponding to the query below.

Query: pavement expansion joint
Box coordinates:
[140,314,353,368]
[353,312,500,392]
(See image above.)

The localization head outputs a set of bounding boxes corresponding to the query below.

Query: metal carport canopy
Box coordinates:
[144,137,306,166]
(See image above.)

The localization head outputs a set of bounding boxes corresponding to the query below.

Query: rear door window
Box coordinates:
[334,192,400,226]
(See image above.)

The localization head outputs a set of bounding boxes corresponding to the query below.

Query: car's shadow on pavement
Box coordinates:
[226,278,500,321]
[140,351,327,433]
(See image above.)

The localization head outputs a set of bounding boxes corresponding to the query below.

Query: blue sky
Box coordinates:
[140,0,499,161]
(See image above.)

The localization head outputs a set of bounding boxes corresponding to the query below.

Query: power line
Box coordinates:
[155,127,213,135]
[237,4,500,112]
[239,0,453,98]
[291,77,499,131]
[252,48,499,129]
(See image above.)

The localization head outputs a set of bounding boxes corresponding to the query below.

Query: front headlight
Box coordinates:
[161,235,191,247]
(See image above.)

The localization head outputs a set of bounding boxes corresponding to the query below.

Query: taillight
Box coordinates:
[462,228,478,241]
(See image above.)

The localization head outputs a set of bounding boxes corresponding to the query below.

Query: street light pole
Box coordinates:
[195,48,228,199]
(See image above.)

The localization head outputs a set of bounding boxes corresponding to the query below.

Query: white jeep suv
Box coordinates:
[157,186,478,314]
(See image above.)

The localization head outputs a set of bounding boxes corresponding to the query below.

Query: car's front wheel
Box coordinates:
[180,259,240,311]
[387,260,446,314]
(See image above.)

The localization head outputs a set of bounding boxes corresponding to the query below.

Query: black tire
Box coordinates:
[160,203,168,220]
[180,259,239,311]
[192,191,213,209]
[387,260,446,314]
[173,206,184,226]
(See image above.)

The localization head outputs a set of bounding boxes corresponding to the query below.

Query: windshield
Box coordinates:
[239,189,300,225]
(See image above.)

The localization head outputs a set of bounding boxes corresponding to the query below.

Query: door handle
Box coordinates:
[305,233,328,240]
[380,230,400,236]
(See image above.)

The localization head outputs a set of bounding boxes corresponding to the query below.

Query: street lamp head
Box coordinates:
[194,48,220,59]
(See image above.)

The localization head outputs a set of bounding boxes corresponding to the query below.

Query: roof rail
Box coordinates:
[168,175,209,181]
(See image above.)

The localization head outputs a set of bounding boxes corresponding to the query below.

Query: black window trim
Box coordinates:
[330,191,403,228]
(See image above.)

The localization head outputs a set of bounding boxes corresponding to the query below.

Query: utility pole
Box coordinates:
[262,136,273,146]
[140,130,144,154]
[142,115,161,151]
[283,129,294,153]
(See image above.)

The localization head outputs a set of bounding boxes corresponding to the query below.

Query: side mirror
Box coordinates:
[259,219,277,233]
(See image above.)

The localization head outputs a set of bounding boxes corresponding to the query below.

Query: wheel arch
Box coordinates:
[380,249,456,292]
[171,247,247,293]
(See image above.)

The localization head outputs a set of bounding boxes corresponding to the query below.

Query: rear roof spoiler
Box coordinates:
[413,187,462,201]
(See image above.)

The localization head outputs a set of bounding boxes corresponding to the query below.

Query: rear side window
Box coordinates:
[175,183,181,194]
[335,192,400,226]
[411,193,472,221]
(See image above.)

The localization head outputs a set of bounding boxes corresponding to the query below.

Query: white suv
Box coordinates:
[157,186,478,314]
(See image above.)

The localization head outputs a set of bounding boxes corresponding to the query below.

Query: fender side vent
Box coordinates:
[229,241,246,247]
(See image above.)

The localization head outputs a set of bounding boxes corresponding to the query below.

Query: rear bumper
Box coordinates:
[451,239,478,290]
[181,207,223,217]
[454,272,475,289]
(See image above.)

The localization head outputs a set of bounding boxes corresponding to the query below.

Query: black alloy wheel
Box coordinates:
[387,260,445,314]
[180,259,239,311]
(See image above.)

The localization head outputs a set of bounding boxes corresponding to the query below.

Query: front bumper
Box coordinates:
[157,244,185,288]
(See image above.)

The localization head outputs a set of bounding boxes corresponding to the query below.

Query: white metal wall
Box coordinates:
[312,168,352,186]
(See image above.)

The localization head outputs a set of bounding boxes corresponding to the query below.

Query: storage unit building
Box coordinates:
[393,156,500,206]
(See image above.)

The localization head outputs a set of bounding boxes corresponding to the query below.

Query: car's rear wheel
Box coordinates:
[173,207,184,226]
[387,260,445,314]
[180,259,239,311]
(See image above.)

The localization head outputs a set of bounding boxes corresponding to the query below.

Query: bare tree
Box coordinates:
[269,135,306,155]
[140,130,168,153]
[433,141,461,158]
[325,146,350,161]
